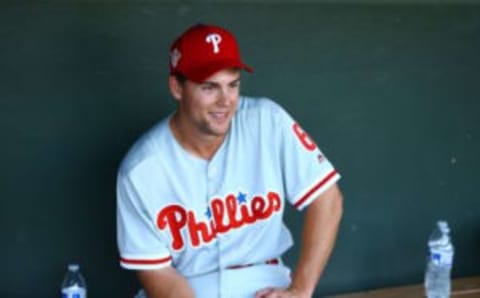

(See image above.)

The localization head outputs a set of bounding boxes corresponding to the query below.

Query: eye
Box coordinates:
[230,81,240,89]
[201,84,215,91]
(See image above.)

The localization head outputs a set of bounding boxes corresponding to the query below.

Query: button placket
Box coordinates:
[205,160,224,296]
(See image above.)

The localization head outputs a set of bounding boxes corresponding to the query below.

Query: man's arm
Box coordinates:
[137,267,195,298]
[256,183,343,298]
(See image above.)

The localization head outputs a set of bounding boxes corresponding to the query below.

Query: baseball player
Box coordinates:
[117,24,343,298]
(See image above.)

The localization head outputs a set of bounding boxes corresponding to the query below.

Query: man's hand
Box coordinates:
[256,184,343,298]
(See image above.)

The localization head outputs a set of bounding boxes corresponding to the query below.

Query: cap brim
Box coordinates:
[186,59,254,83]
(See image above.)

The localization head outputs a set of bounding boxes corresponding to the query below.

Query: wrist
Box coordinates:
[287,284,314,298]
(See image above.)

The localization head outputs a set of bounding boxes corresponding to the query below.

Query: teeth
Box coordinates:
[211,112,227,120]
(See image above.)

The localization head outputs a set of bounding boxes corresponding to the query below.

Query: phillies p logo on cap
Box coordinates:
[169,24,253,83]
[205,33,222,54]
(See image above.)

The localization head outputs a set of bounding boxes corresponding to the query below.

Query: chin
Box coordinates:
[207,119,232,135]
[211,128,229,137]
[209,124,231,137]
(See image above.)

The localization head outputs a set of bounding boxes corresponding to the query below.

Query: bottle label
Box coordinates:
[431,251,453,266]
[62,286,86,298]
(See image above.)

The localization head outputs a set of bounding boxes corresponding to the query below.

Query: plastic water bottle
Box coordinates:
[424,220,454,298]
[61,263,87,298]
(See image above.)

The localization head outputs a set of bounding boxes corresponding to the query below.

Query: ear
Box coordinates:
[168,76,183,102]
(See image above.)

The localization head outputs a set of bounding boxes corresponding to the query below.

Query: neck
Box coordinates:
[170,113,226,160]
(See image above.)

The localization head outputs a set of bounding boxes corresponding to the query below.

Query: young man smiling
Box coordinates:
[117,24,343,298]
[168,68,241,160]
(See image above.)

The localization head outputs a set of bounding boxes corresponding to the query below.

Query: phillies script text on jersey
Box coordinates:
[157,191,282,251]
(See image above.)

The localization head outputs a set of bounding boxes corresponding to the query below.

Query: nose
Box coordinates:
[216,87,235,106]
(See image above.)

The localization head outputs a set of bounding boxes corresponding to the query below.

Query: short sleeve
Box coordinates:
[275,104,341,211]
[116,172,172,270]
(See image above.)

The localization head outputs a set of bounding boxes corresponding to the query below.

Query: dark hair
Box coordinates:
[173,73,187,85]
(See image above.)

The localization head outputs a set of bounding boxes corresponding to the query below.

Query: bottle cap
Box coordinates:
[437,220,450,234]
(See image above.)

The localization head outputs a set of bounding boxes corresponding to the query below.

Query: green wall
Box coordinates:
[1,1,479,297]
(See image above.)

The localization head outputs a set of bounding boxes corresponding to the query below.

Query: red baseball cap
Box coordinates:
[169,24,254,83]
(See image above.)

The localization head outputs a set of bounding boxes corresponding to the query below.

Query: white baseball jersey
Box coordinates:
[117,96,340,297]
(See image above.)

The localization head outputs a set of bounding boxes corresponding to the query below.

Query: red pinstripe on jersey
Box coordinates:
[293,170,338,209]
[120,256,172,265]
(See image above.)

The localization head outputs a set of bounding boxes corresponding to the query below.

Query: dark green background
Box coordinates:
[1,1,479,297]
